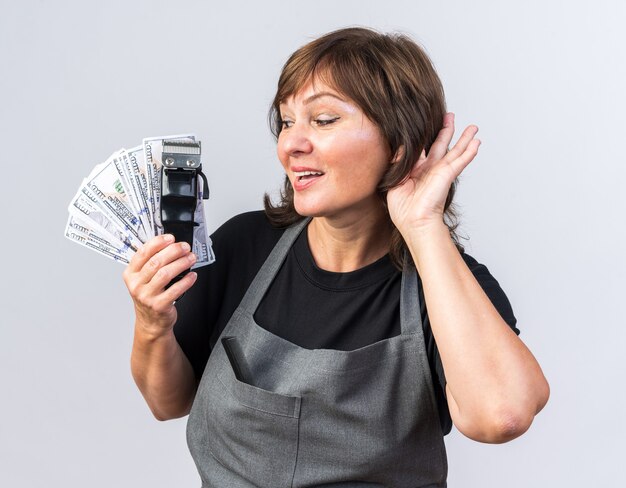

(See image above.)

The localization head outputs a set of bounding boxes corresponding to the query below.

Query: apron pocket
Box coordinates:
[218,359,301,418]
[204,359,301,487]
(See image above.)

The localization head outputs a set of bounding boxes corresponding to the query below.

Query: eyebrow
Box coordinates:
[280,91,347,107]
[303,91,346,104]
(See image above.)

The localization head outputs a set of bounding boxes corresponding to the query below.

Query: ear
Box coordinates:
[391,145,405,164]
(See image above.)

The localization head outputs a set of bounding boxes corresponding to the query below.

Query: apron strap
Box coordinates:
[238,217,311,314]
[400,260,423,337]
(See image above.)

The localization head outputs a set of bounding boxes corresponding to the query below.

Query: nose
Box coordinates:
[278,122,314,157]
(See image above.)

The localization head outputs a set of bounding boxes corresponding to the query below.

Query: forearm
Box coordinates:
[131,318,197,421]
[406,223,549,442]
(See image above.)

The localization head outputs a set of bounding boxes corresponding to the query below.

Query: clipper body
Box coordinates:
[160,140,209,287]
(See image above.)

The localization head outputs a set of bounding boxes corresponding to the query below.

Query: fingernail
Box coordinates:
[181,242,191,252]
[164,234,175,243]
[188,253,197,263]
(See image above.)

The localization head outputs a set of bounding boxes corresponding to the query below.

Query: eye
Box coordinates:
[279,118,294,129]
[314,117,340,126]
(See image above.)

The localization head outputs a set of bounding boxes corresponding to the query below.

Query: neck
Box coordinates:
[307,205,392,273]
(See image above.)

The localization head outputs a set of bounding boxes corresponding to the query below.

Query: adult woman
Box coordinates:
[124,27,549,487]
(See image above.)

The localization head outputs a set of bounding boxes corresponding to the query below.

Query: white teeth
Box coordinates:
[294,171,323,177]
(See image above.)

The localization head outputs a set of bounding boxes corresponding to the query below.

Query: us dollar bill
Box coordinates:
[64,215,132,263]
[68,183,137,252]
[112,152,150,239]
[82,152,147,248]
[66,213,131,254]
[189,179,214,268]
[119,147,152,238]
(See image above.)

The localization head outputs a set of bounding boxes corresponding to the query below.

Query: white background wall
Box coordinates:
[1,0,624,486]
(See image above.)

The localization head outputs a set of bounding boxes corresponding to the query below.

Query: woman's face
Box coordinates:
[277,79,391,221]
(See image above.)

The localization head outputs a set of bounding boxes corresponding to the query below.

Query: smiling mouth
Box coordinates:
[294,170,324,181]
[292,170,325,190]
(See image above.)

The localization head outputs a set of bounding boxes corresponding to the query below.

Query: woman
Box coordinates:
[124,27,549,487]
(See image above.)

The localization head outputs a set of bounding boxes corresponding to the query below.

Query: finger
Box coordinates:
[445,125,479,162]
[127,234,175,273]
[134,271,198,318]
[407,149,427,173]
[449,138,481,175]
[156,271,199,307]
[427,112,456,161]
[416,149,427,166]
[142,251,197,293]
[138,242,196,286]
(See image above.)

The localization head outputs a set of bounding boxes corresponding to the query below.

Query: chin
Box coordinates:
[294,205,323,218]
[294,197,379,221]
[293,199,330,218]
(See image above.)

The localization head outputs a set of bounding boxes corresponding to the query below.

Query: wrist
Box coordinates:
[134,313,176,343]
[402,221,456,270]
[402,219,450,247]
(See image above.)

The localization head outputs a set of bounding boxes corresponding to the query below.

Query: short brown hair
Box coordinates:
[265,27,463,268]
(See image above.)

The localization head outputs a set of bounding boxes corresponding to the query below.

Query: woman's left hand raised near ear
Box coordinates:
[387,112,480,237]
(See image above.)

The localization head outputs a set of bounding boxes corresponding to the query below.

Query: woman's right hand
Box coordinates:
[123,234,198,335]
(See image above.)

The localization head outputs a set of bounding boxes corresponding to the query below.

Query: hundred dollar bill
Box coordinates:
[68,183,138,252]
[64,215,131,264]
[119,148,152,238]
[143,134,195,234]
[65,229,130,264]
[66,213,132,258]
[190,181,215,268]
[111,151,150,239]
[82,152,147,247]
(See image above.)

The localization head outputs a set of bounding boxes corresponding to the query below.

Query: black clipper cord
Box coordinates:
[160,140,209,290]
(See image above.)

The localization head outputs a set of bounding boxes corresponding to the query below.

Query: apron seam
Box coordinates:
[296,349,420,375]
[289,403,302,488]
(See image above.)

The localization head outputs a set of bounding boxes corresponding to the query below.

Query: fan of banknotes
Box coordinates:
[65,133,215,268]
